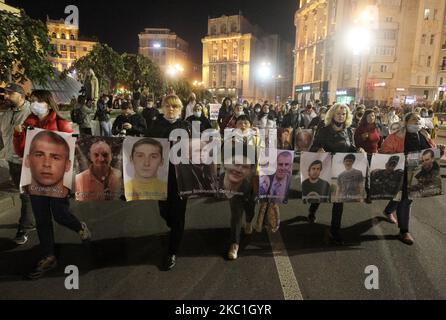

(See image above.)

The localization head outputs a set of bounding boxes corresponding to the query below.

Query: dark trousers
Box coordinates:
[229,195,256,244]
[309,203,344,233]
[384,169,411,233]
[30,196,82,258]
[384,200,411,233]
[158,172,187,255]
[8,162,35,231]
[79,128,92,136]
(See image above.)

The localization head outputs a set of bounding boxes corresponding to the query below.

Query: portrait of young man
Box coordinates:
[124,137,168,201]
[301,158,331,204]
[334,153,366,202]
[22,130,74,198]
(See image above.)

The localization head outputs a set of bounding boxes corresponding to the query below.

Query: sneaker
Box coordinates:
[164,254,176,271]
[79,222,91,242]
[13,230,28,245]
[227,243,239,260]
[385,213,397,224]
[308,213,316,224]
[26,256,58,280]
[328,230,344,245]
[244,222,253,235]
[399,232,414,245]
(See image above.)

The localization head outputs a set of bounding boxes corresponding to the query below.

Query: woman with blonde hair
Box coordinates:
[145,94,191,270]
[307,103,365,244]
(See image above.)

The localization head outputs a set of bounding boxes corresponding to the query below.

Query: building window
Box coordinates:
[221,24,227,34]
[442,57,446,69]
[425,76,429,84]
[427,56,431,67]
[51,32,57,38]
[430,35,435,45]
[385,17,393,22]
[440,77,444,85]
[61,63,67,70]
[434,9,438,20]
[60,44,67,51]
[424,9,430,20]
[83,47,88,52]
[380,65,388,73]
[70,46,76,52]
[231,23,237,33]
[61,53,67,59]
[61,33,66,39]
[421,34,426,45]
[231,80,236,87]
[211,26,217,35]
[212,81,217,87]
[70,34,75,40]
[70,53,76,59]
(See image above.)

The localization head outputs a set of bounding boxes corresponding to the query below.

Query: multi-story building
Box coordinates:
[138,28,190,78]
[202,14,293,103]
[0,0,19,13]
[46,17,97,72]
[294,0,446,107]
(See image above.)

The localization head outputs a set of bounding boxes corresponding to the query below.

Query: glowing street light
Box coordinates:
[257,62,272,81]
[166,64,184,78]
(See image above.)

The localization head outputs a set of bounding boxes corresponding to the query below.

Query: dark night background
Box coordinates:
[8,0,299,64]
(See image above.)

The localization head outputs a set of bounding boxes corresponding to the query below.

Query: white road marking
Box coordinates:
[268,231,304,300]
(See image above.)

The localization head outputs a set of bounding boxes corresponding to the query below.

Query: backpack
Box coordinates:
[71,108,85,125]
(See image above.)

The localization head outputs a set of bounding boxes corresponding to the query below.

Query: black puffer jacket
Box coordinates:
[310,124,358,153]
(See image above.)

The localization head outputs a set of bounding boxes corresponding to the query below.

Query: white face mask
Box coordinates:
[164,115,179,124]
[194,112,202,118]
[407,124,422,133]
[30,102,49,118]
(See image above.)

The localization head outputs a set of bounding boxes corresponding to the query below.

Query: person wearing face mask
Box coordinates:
[381,112,445,245]
[387,107,400,127]
[222,103,245,131]
[307,103,366,244]
[186,103,212,133]
[1,83,35,246]
[141,98,160,130]
[281,101,302,129]
[13,90,91,280]
[145,94,191,271]
[94,94,112,137]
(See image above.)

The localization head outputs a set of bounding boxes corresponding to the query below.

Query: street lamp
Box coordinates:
[257,62,272,81]
[166,64,184,78]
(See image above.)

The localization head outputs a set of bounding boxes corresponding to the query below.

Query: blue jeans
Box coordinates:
[100,121,112,137]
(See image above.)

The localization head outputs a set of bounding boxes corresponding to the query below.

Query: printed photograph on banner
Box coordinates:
[369,154,405,200]
[408,148,442,198]
[74,136,124,201]
[175,139,218,198]
[123,137,169,201]
[277,128,294,150]
[294,129,313,152]
[218,143,255,199]
[209,104,220,121]
[331,153,367,202]
[300,152,332,204]
[259,150,294,204]
[19,128,76,198]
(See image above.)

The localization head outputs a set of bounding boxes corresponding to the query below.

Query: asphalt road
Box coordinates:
[0,134,445,300]
[0,172,445,300]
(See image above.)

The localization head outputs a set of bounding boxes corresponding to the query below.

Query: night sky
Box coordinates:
[8,0,299,64]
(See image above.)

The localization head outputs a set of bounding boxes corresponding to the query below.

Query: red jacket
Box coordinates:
[354,125,380,154]
[381,129,436,154]
[13,111,73,158]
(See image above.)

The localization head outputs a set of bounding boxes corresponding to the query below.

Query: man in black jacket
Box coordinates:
[141,99,159,130]
[112,102,147,137]
[281,101,302,129]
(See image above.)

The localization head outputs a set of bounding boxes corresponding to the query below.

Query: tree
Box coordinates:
[0,9,58,84]
[193,87,213,103]
[66,43,125,93]
[121,53,164,97]
[167,78,193,102]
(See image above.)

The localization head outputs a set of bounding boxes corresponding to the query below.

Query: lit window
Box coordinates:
[424,9,430,20]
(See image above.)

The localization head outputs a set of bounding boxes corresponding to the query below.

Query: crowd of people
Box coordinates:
[0,81,445,280]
